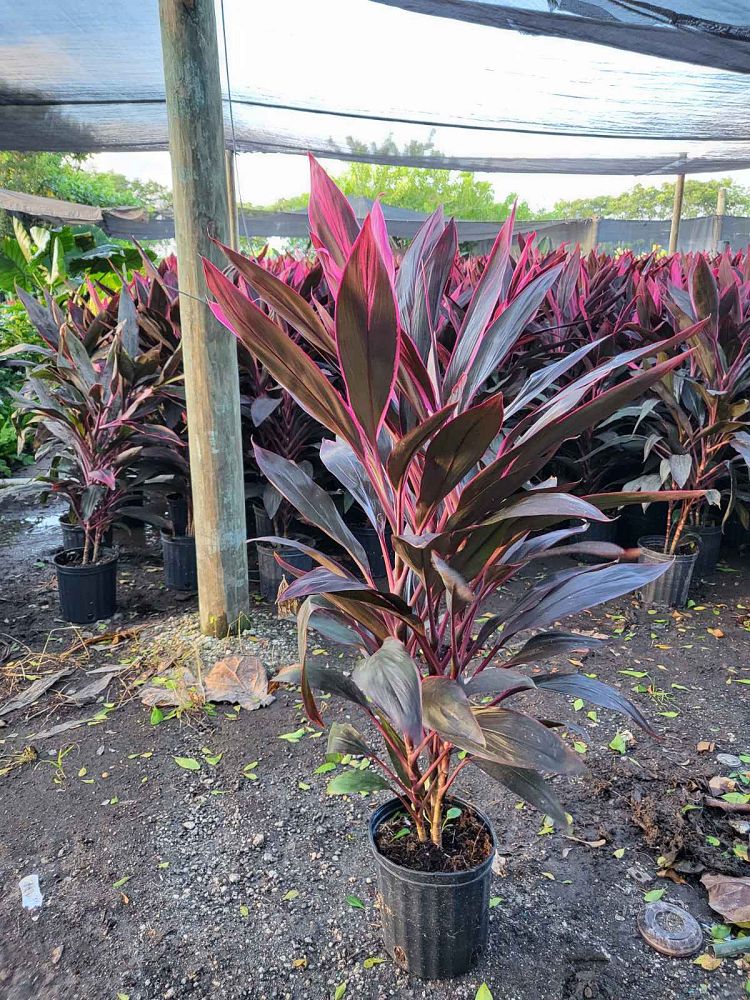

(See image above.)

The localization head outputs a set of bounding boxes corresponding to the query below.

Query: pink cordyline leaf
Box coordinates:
[307,155,360,294]
[335,215,400,445]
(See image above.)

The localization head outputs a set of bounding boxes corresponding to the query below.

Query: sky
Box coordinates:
[86,0,750,213]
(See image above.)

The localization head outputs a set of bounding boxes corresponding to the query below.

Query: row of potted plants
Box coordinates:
[7,182,750,625]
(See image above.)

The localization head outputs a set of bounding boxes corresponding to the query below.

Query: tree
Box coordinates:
[542,178,750,221]
[0,153,172,234]
[258,161,532,222]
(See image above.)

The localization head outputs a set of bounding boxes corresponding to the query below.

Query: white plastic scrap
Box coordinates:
[19,874,43,918]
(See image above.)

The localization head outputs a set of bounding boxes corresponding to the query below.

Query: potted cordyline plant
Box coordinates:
[13,326,181,622]
[625,255,750,604]
[205,159,703,980]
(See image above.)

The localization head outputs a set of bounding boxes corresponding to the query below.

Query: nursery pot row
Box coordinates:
[368,798,496,980]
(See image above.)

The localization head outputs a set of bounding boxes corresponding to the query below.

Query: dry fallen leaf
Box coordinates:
[697,741,716,753]
[701,874,750,926]
[204,656,274,711]
[709,776,737,796]
[694,953,722,971]
[707,627,724,639]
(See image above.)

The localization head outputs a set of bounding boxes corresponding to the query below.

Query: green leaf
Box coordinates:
[315,761,337,774]
[283,889,299,901]
[476,985,494,1000]
[613,848,625,859]
[278,727,307,743]
[445,806,462,821]
[334,983,348,1000]
[112,876,131,889]
[346,894,364,909]
[643,889,665,903]
[173,756,200,771]
[240,904,249,918]
[363,957,385,970]
[326,770,390,796]
[489,896,503,909]
[392,827,410,840]
[609,731,628,754]
[150,706,164,726]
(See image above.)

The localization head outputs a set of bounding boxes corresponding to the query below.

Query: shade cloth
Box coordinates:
[1,0,749,174]
[373,1,750,74]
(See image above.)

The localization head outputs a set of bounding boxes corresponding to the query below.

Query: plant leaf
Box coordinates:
[336,215,399,443]
[532,672,656,736]
[253,444,370,576]
[353,638,423,744]
[473,708,584,774]
[326,769,390,796]
[422,676,486,747]
[475,759,569,827]
[417,394,504,517]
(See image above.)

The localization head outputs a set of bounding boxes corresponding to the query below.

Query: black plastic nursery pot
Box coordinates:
[350,520,393,579]
[59,515,112,551]
[54,547,118,624]
[256,541,313,602]
[693,524,722,580]
[166,493,190,537]
[617,502,668,548]
[638,534,698,609]
[368,798,496,980]
[161,530,197,592]
[252,503,273,538]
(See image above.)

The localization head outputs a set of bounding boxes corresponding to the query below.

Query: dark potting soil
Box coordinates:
[55,548,118,567]
[375,804,493,873]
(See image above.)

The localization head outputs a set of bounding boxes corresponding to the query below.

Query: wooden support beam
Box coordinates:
[159,0,249,637]
[713,186,726,252]
[225,149,239,251]
[668,172,685,254]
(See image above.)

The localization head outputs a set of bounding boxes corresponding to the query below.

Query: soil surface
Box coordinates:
[0,483,749,1000]
[375,803,494,873]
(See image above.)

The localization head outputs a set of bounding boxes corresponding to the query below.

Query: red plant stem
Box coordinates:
[442,756,472,795]
[409,731,434,764]
[412,744,452,793]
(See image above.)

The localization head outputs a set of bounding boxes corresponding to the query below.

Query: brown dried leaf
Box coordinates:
[697,741,716,753]
[701,874,750,926]
[204,656,274,711]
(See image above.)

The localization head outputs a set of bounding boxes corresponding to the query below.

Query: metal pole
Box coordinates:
[668,173,685,254]
[225,149,239,251]
[159,0,249,637]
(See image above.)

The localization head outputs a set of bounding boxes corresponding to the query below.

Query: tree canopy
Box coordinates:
[541,178,750,221]
[260,161,534,222]
[0,153,171,234]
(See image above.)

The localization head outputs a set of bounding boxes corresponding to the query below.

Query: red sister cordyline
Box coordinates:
[204,157,704,847]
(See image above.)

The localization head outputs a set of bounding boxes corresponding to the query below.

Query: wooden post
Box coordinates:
[713,186,726,252]
[225,148,239,251]
[668,172,685,254]
[587,216,600,253]
[159,0,249,637]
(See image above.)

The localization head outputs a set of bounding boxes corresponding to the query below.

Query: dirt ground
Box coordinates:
[0,484,749,1000]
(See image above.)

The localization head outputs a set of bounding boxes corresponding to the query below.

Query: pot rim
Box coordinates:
[638,534,699,562]
[368,796,496,886]
[53,546,119,570]
[160,528,195,543]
